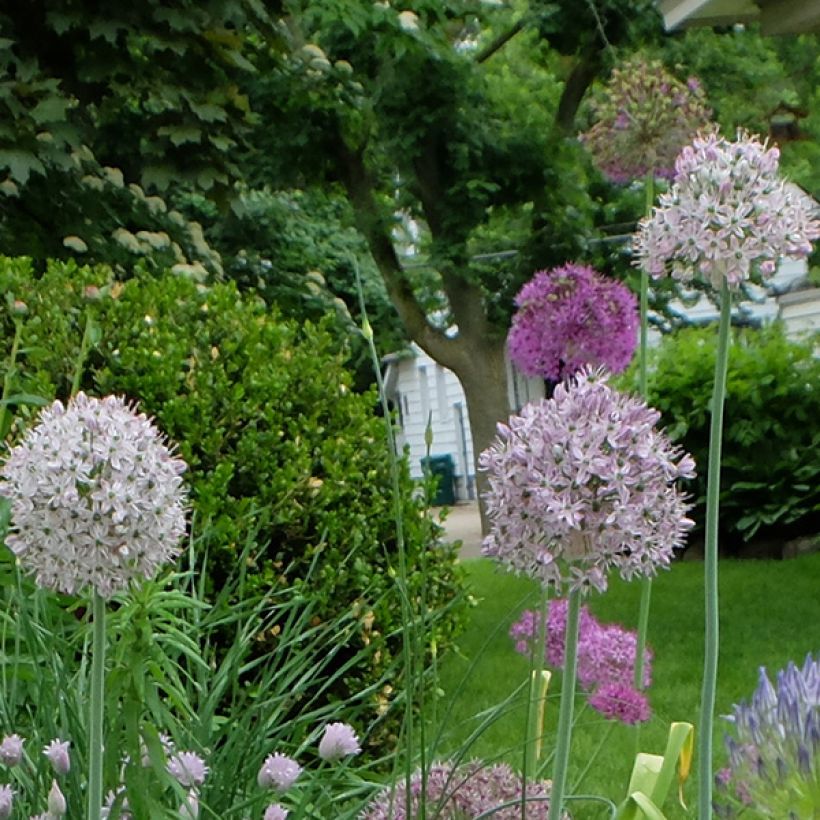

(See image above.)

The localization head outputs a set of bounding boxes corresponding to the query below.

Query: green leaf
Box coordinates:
[158,124,202,146]
[142,164,173,191]
[30,95,71,125]
[0,392,50,407]
[0,149,45,185]
[188,101,227,123]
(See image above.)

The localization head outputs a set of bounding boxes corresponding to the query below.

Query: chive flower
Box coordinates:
[480,367,695,593]
[0,734,24,767]
[580,55,712,184]
[634,130,820,290]
[317,722,361,762]
[506,264,638,382]
[258,753,302,792]
[0,393,188,598]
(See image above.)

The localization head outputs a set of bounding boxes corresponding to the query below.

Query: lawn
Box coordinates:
[427,553,820,818]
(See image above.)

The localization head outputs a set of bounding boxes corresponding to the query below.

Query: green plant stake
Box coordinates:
[698,278,732,818]
[87,593,106,820]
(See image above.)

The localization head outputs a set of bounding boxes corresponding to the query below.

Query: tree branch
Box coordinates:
[553,47,603,134]
[475,17,526,64]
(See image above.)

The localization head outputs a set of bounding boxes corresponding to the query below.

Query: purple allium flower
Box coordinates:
[634,130,820,290]
[318,722,361,762]
[0,734,24,766]
[580,55,712,184]
[47,779,67,816]
[588,683,651,724]
[43,739,70,775]
[578,622,652,691]
[506,264,638,381]
[0,785,13,819]
[258,753,302,792]
[480,368,695,593]
[715,653,820,817]
[360,760,562,819]
[264,805,289,820]
[167,751,209,787]
[0,392,188,598]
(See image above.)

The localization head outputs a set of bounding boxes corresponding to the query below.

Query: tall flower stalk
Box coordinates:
[634,128,819,818]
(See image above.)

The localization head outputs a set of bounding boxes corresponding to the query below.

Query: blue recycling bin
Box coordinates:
[421,454,456,506]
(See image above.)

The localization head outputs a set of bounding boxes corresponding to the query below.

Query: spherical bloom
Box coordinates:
[715,654,820,818]
[360,760,561,819]
[317,722,361,762]
[578,622,652,691]
[0,784,13,819]
[580,55,712,183]
[507,264,638,382]
[480,368,695,593]
[167,751,209,787]
[258,753,302,792]
[0,734,24,766]
[588,683,651,724]
[264,805,289,820]
[43,739,71,775]
[0,392,188,598]
[634,130,820,290]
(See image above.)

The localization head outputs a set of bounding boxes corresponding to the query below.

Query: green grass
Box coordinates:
[427,554,820,818]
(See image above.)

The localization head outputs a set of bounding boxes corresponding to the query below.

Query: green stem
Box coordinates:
[71,309,96,397]
[524,586,549,782]
[548,588,581,820]
[698,278,732,820]
[87,593,106,820]
[0,318,24,441]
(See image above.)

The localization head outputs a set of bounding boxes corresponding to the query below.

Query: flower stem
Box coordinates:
[87,593,106,820]
[548,588,581,820]
[71,309,96,397]
[0,317,24,441]
[698,278,732,819]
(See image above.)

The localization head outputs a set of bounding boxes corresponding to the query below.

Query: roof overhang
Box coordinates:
[658,0,820,33]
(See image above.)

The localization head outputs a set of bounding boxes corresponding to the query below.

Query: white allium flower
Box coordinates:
[317,722,361,762]
[47,780,67,816]
[167,751,209,787]
[0,393,188,598]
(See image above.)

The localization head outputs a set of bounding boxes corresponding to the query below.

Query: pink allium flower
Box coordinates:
[0,393,188,598]
[480,368,695,593]
[507,264,638,381]
[588,683,651,724]
[318,722,361,762]
[43,739,70,775]
[361,760,561,819]
[258,753,302,792]
[167,751,209,787]
[580,55,712,183]
[264,805,289,820]
[578,622,652,691]
[0,785,13,819]
[634,130,820,290]
[0,734,24,767]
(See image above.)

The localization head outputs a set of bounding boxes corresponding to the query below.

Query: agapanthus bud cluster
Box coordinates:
[507,264,638,382]
[634,130,820,290]
[0,393,188,598]
[361,760,563,819]
[580,55,712,184]
[480,368,695,594]
[511,601,652,724]
[714,654,820,818]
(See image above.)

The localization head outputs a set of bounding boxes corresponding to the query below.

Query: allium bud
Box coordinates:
[179,789,199,820]
[506,264,638,381]
[0,733,24,766]
[257,753,302,792]
[264,805,289,820]
[47,780,67,816]
[634,130,820,290]
[317,722,361,762]
[0,393,188,598]
[0,784,13,819]
[480,367,695,593]
[43,739,70,775]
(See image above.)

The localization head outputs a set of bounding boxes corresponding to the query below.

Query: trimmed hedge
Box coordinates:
[0,256,467,746]
[620,323,820,554]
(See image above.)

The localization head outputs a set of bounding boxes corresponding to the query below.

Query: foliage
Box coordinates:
[0,255,468,748]
[619,324,820,550]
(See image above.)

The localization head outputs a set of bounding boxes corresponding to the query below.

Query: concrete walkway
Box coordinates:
[433,501,484,559]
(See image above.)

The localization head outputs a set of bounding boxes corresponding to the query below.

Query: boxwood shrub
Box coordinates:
[0,256,467,748]
[620,323,820,555]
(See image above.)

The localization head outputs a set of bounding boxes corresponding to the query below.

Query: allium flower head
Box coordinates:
[715,653,820,818]
[0,734,24,766]
[258,753,302,792]
[317,722,361,762]
[361,760,562,819]
[0,392,188,598]
[507,264,638,381]
[0,784,13,819]
[166,751,208,787]
[264,805,289,820]
[581,55,712,183]
[481,368,695,593]
[43,739,70,775]
[588,683,651,725]
[634,130,820,290]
